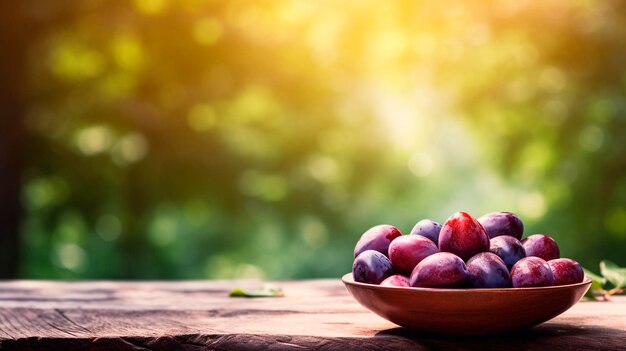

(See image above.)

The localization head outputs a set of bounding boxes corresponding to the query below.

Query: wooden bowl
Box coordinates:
[342,273,591,335]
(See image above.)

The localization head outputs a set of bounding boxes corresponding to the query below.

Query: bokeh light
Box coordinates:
[2,0,626,279]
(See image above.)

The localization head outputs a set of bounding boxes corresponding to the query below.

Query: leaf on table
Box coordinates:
[583,267,607,300]
[584,267,607,289]
[599,260,626,289]
[229,283,284,298]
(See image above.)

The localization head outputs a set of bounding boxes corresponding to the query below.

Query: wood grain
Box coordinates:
[0,280,624,350]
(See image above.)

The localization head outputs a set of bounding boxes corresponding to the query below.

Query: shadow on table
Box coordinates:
[374,323,625,351]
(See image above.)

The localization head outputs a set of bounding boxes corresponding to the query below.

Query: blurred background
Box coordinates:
[1,0,625,280]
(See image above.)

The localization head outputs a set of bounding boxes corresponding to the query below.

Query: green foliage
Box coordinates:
[229,284,284,298]
[12,0,626,279]
[584,268,607,291]
[585,261,626,300]
[600,261,626,289]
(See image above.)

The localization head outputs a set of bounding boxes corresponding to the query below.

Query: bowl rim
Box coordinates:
[342,273,592,292]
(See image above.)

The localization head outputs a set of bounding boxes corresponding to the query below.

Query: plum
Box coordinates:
[466,252,511,288]
[489,235,526,270]
[548,258,584,285]
[438,212,490,261]
[511,256,554,288]
[380,274,410,287]
[409,252,469,288]
[478,212,524,239]
[410,219,442,244]
[354,225,402,258]
[352,250,394,284]
[522,234,560,261]
[388,235,439,275]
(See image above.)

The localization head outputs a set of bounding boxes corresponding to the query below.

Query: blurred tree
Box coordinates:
[0,1,30,278]
[4,0,626,280]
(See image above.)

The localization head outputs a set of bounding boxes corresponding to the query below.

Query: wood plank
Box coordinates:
[0,280,624,350]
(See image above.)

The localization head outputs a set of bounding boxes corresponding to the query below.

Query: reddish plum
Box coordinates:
[352,250,394,284]
[388,235,439,275]
[478,212,524,240]
[409,252,469,288]
[466,252,511,288]
[438,212,490,261]
[511,257,554,288]
[489,236,526,270]
[410,219,442,244]
[522,234,560,261]
[380,274,410,287]
[548,258,584,285]
[354,225,402,258]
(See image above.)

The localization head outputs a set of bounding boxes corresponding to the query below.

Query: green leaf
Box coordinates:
[599,260,626,289]
[584,267,607,289]
[229,283,284,298]
[583,267,607,300]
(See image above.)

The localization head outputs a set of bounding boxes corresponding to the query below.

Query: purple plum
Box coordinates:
[466,252,511,288]
[410,219,442,244]
[489,235,526,270]
[478,212,524,239]
[522,234,560,261]
[439,212,490,261]
[548,258,584,285]
[511,256,554,288]
[354,225,402,258]
[352,250,394,284]
[388,235,439,276]
[380,274,410,287]
[409,252,469,288]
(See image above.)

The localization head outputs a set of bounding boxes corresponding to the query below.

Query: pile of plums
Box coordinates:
[352,211,585,288]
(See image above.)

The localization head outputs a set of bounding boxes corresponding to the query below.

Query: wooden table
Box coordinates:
[0,280,624,350]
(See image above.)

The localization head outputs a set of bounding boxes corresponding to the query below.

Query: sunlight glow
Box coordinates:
[518,192,547,219]
[111,133,149,165]
[192,18,223,46]
[54,243,87,272]
[133,0,169,15]
[408,152,433,177]
[75,125,114,156]
[187,103,217,131]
